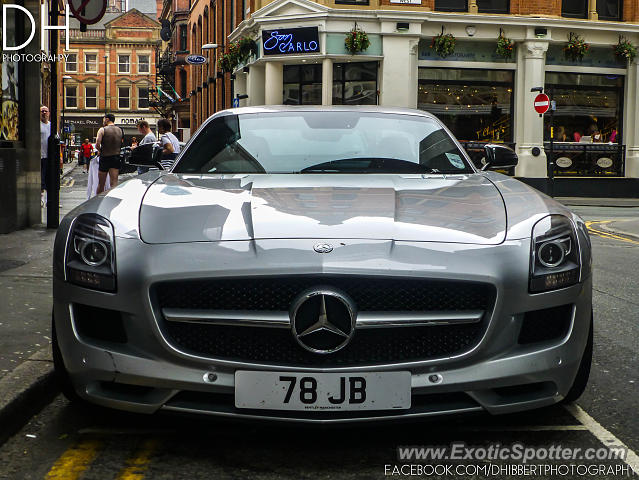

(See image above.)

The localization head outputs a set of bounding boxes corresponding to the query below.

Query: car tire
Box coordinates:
[563,310,593,403]
[52,314,85,405]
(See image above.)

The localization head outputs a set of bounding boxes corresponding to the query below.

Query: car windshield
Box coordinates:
[172,111,474,174]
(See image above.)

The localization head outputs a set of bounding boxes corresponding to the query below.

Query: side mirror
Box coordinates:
[128,143,165,169]
[482,144,518,170]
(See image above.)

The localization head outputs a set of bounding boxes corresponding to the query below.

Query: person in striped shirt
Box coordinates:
[157,118,181,171]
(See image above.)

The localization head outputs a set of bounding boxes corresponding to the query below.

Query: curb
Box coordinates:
[599,222,639,242]
[0,347,59,446]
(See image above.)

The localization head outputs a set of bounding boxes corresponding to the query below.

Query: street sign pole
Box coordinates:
[548,87,555,198]
[47,0,60,228]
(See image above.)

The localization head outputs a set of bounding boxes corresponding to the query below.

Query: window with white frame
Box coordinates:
[138,55,150,74]
[118,55,130,73]
[85,53,97,72]
[65,53,77,72]
[65,85,77,108]
[85,86,98,109]
[118,86,130,109]
[138,86,149,109]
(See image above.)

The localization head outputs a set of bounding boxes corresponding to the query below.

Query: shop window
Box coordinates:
[0,6,21,141]
[561,0,588,18]
[283,64,322,105]
[118,86,130,109]
[544,72,623,143]
[179,25,188,52]
[118,55,130,73]
[65,53,77,72]
[85,53,97,73]
[477,0,508,13]
[65,86,77,108]
[138,87,149,109]
[332,62,377,105]
[435,0,467,12]
[138,55,150,74]
[597,0,622,20]
[85,86,97,109]
[417,68,514,143]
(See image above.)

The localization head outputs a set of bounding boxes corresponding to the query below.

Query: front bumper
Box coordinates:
[53,238,592,423]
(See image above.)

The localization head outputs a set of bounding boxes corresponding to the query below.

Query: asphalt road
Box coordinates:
[0,173,638,479]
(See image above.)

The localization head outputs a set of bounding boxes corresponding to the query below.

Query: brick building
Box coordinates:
[181,0,639,196]
[157,0,192,140]
[58,8,162,144]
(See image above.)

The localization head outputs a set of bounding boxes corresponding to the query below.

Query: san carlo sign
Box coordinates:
[262,27,320,56]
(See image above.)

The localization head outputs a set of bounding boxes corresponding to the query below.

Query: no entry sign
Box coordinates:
[534,93,550,115]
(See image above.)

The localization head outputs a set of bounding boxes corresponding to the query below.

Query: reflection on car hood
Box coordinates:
[139,174,506,244]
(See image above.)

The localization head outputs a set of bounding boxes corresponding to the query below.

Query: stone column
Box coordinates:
[514,40,549,178]
[234,72,248,107]
[264,62,283,105]
[247,64,265,106]
[468,0,478,14]
[588,0,598,20]
[322,58,333,106]
[380,35,419,108]
[623,58,639,177]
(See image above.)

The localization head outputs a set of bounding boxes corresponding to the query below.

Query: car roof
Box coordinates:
[212,105,439,120]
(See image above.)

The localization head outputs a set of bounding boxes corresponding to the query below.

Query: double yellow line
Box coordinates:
[45,438,159,480]
[585,220,639,245]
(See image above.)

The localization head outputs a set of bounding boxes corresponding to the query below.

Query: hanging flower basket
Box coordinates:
[614,36,637,62]
[217,53,237,73]
[431,31,456,58]
[496,32,514,59]
[564,32,590,62]
[345,27,370,54]
[237,37,258,59]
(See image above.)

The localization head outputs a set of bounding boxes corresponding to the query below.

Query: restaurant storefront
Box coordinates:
[229,0,639,196]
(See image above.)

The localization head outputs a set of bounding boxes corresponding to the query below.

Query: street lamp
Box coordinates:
[202,43,223,50]
[62,75,72,163]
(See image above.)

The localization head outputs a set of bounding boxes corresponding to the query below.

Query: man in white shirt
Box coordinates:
[40,106,51,206]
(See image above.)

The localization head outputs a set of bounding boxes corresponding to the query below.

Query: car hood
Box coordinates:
[138,174,507,244]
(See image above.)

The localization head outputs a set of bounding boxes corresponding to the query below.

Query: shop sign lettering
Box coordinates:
[262,27,320,56]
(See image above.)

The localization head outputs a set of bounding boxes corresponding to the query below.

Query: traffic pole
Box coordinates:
[47,0,60,229]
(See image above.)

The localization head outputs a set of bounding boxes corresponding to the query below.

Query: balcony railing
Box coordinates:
[545,142,625,177]
[61,29,105,40]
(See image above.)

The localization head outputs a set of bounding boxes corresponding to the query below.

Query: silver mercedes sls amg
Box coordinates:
[52,106,593,423]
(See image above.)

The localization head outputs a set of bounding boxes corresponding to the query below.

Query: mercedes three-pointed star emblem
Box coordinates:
[289,289,357,354]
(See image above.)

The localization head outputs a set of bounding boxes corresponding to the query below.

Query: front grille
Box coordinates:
[155,276,494,312]
[162,321,486,366]
[155,276,494,366]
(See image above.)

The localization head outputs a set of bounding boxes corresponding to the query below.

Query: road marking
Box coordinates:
[585,221,639,245]
[565,404,639,473]
[116,438,160,480]
[45,438,103,480]
[459,425,587,432]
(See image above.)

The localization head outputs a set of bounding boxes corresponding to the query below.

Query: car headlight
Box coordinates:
[530,215,580,293]
[65,214,116,291]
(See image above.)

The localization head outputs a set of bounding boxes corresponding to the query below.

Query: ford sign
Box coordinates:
[186,54,207,65]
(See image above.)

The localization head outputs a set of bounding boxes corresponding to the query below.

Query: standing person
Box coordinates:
[131,136,138,148]
[95,113,123,194]
[40,106,51,207]
[80,139,93,173]
[157,118,180,171]
[134,120,157,175]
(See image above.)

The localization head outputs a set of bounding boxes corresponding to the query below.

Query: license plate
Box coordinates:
[234,371,411,411]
